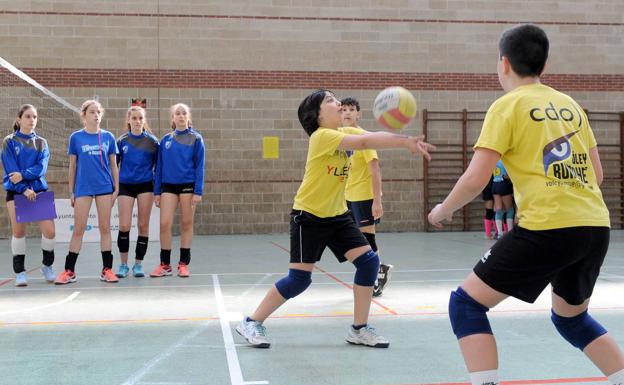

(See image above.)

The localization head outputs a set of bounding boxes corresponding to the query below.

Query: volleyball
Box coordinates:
[372,86,417,130]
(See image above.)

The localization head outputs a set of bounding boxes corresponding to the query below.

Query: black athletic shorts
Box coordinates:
[6,189,46,202]
[474,225,610,305]
[347,199,380,227]
[492,179,513,196]
[119,181,154,198]
[289,209,370,264]
[161,183,195,195]
[481,177,494,201]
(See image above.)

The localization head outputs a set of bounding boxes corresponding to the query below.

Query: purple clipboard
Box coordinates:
[14,191,57,223]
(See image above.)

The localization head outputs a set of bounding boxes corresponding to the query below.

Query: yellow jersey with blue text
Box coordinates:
[293,126,365,218]
[345,129,378,202]
[474,83,609,230]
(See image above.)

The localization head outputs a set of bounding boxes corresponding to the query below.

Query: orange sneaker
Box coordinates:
[150,263,172,277]
[100,268,119,283]
[54,269,77,285]
[177,263,190,278]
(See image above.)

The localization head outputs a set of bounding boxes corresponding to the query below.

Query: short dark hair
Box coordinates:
[499,24,549,77]
[297,89,332,136]
[340,97,360,111]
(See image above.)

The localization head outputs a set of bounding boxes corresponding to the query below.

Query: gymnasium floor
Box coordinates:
[1,231,623,385]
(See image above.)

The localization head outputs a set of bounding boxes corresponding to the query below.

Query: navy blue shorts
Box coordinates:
[119,181,154,198]
[347,199,380,227]
[474,226,609,305]
[492,179,513,196]
[289,209,369,264]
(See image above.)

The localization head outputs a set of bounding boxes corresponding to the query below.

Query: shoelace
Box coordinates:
[254,323,267,336]
[361,326,380,339]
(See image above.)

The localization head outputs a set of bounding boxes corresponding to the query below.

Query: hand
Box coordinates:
[70,192,75,208]
[372,199,383,219]
[23,188,36,201]
[191,194,202,207]
[9,172,23,184]
[406,135,436,161]
[154,196,160,208]
[111,189,119,204]
[428,203,453,228]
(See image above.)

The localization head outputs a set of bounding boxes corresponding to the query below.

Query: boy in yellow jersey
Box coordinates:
[340,97,393,297]
[236,89,434,349]
[428,24,624,385]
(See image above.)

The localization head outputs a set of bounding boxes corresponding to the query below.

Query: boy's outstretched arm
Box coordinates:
[428,147,500,228]
[338,132,435,160]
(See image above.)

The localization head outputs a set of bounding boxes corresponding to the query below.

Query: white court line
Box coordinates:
[0,291,80,315]
[244,382,269,385]
[212,274,245,385]
[4,275,624,294]
[3,265,624,281]
[120,323,208,385]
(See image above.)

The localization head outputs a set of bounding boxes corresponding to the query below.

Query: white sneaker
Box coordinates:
[15,271,28,287]
[41,265,56,282]
[346,325,389,348]
[236,317,271,348]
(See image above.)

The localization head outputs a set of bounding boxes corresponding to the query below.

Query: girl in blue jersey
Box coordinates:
[55,100,120,284]
[150,103,204,278]
[2,104,56,286]
[115,106,159,278]
[491,159,514,238]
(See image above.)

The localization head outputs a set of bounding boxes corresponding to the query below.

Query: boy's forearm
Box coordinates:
[362,132,409,149]
[441,170,488,214]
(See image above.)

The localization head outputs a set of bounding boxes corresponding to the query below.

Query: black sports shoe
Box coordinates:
[372,263,394,297]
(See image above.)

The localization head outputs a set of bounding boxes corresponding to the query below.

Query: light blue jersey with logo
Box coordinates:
[68,128,118,197]
[493,160,508,182]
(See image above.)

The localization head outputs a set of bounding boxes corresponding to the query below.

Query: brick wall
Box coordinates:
[0,1,622,238]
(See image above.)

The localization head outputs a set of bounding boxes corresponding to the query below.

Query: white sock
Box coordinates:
[506,218,514,231]
[470,369,499,385]
[495,219,504,235]
[609,368,624,385]
[11,236,26,255]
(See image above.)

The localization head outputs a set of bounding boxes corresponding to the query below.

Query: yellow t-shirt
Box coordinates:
[293,126,364,217]
[475,83,609,230]
[345,143,378,202]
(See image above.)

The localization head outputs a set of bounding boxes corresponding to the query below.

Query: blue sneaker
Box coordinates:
[41,265,56,282]
[116,264,129,278]
[15,271,28,287]
[132,264,145,277]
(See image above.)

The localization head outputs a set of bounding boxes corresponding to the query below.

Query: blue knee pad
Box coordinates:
[506,207,515,219]
[275,269,312,299]
[353,249,379,287]
[551,309,607,350]
[495,210,504,220]
[449,287,493,339]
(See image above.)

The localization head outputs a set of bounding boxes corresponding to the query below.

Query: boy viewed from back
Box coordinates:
[428,24,624,385]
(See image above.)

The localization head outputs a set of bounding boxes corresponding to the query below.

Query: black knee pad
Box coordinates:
[135,236,148,260]
[117,231,130,253]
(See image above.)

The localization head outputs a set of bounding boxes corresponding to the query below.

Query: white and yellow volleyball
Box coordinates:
[372,86,417,130]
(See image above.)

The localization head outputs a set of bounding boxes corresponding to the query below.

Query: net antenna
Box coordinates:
[0,56,81,168]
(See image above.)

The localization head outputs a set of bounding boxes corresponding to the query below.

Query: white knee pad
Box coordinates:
[11,236,26,255]
[41,236,55,252]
